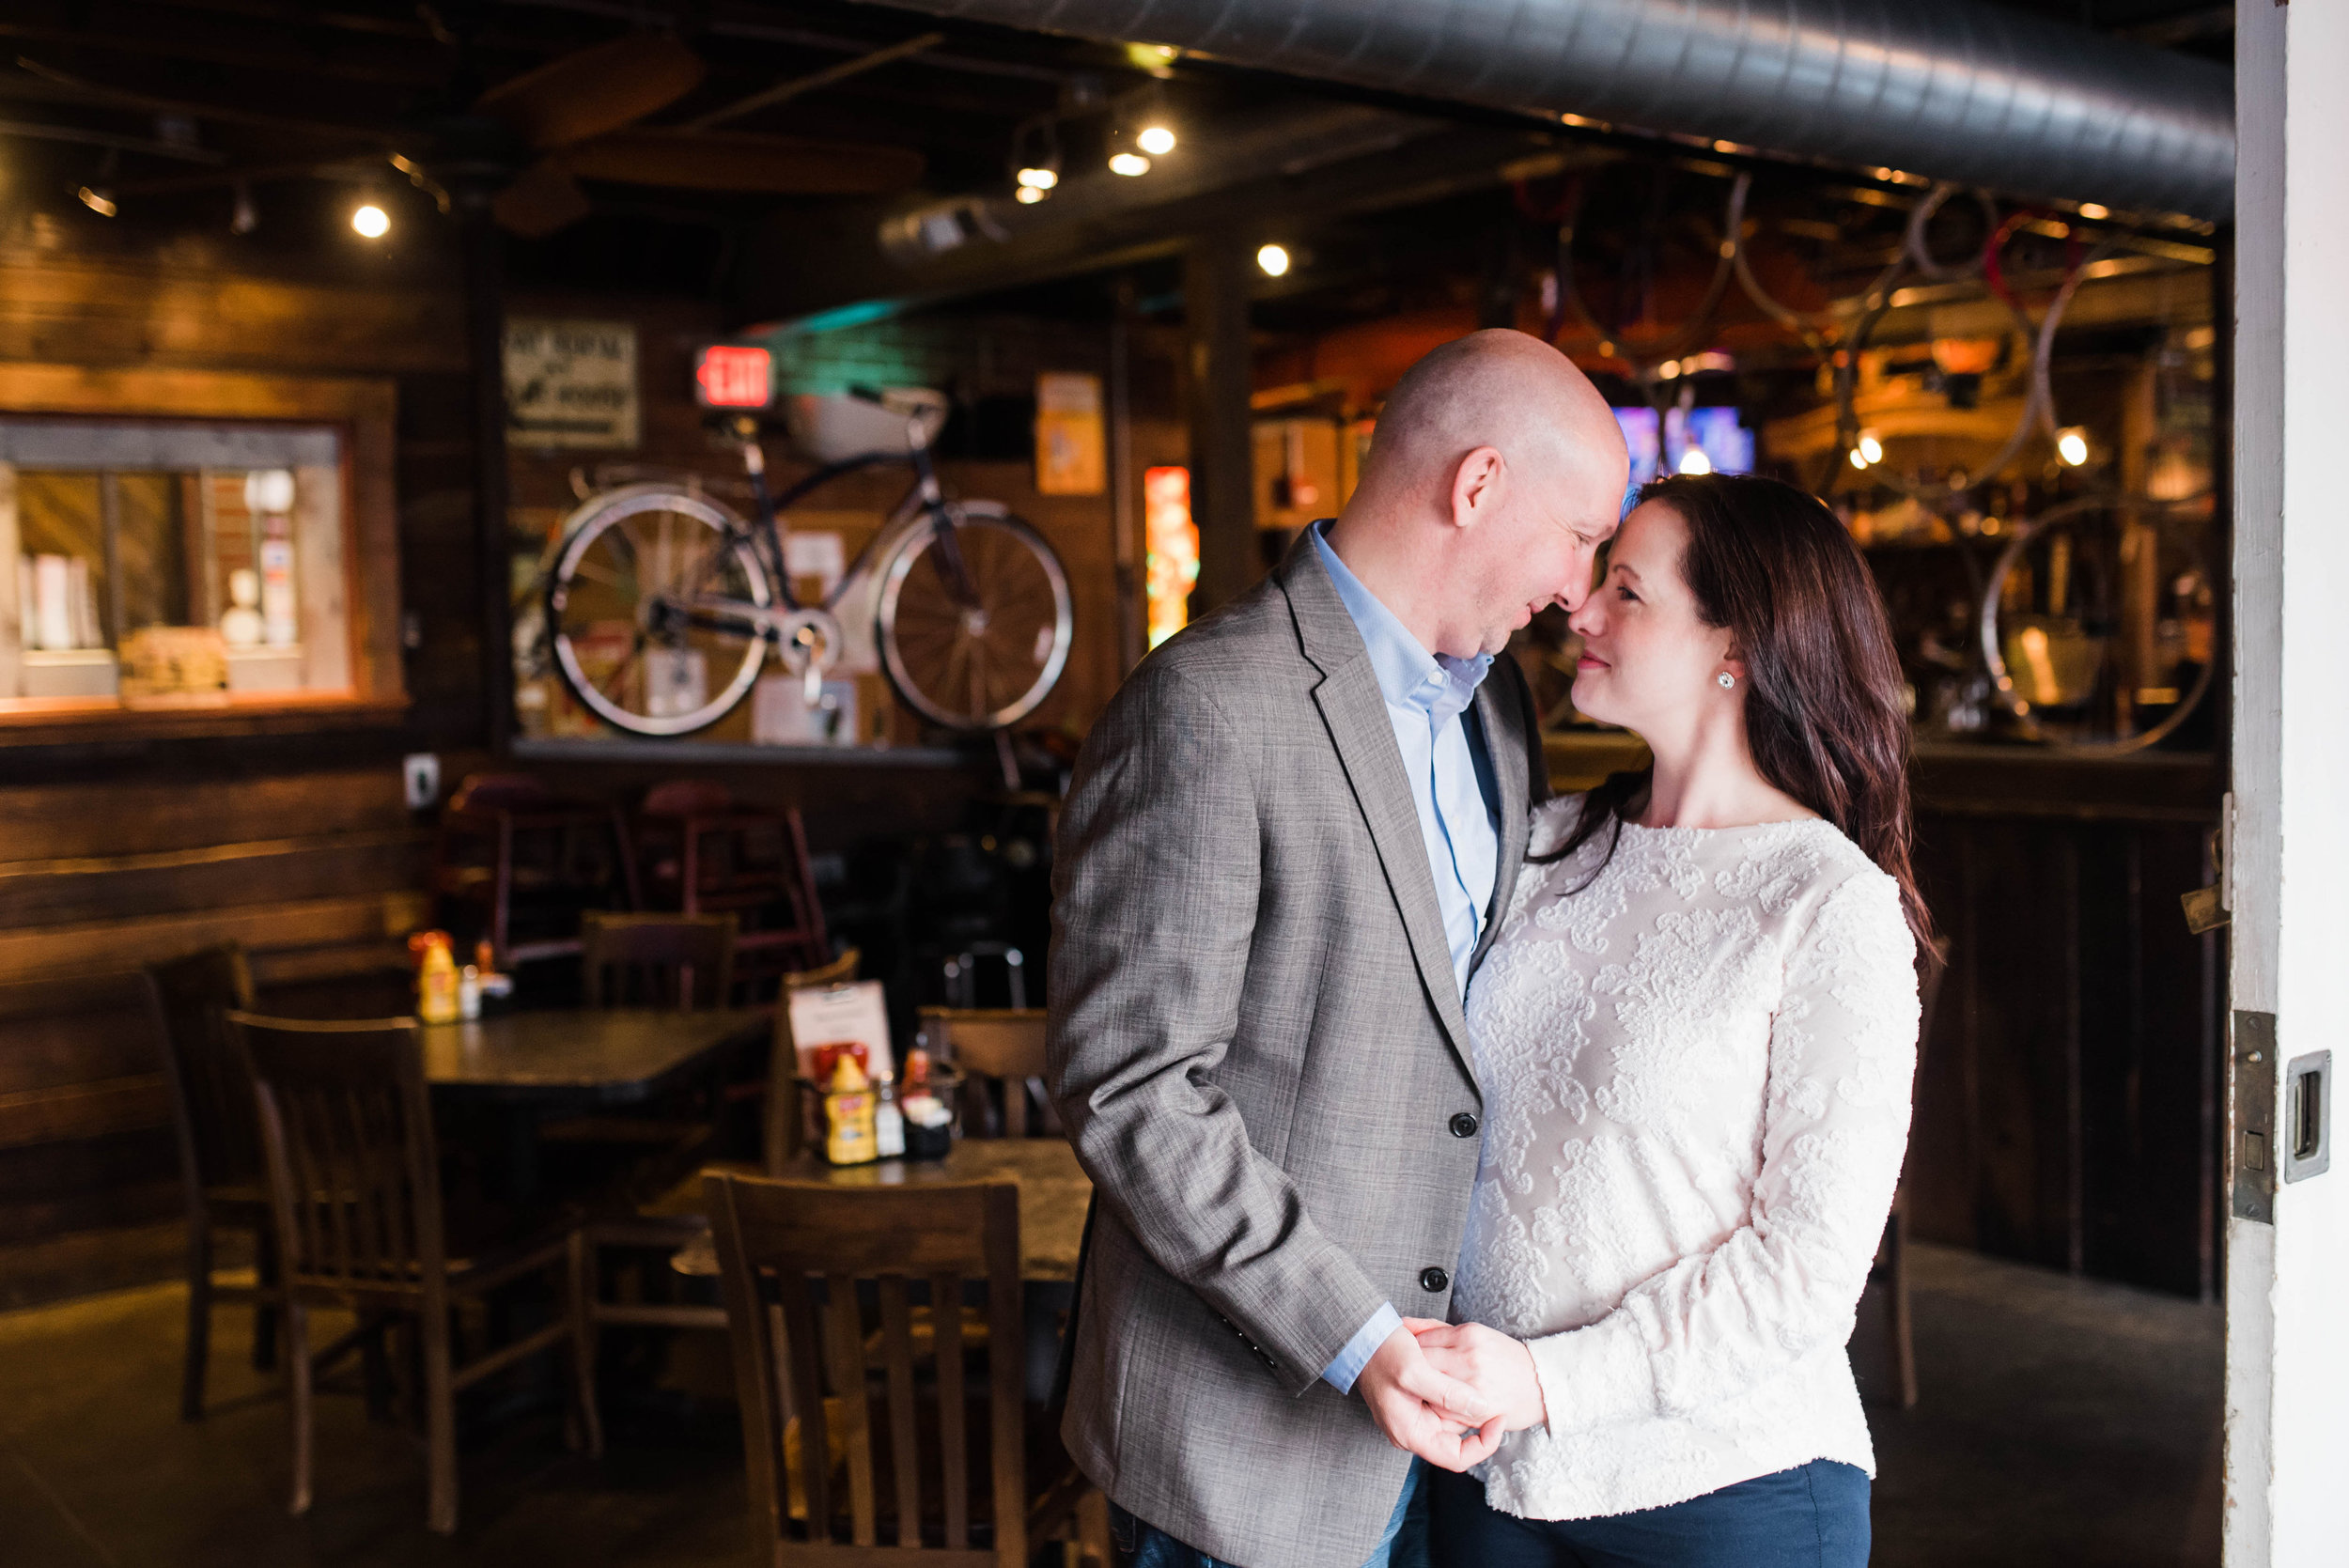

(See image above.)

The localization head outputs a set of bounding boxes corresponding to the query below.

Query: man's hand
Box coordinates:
[1353,1324,1506,1472]
[1404,1318,1548,1434]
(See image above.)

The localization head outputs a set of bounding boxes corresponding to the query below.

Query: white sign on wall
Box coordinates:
[504,318,639,449]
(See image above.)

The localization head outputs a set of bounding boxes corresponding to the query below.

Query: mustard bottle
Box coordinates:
[823,1054,879,1166]
[412,931,461,1025]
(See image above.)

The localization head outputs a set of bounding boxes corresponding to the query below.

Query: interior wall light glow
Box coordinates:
[351,203,390,239]
[2056,427,2091,466]
[1108,152,1151,177]
[1136,124,1177,157]
[1256,243,1291,277]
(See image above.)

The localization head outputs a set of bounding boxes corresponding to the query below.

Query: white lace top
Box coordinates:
[1454,794,1920,1521]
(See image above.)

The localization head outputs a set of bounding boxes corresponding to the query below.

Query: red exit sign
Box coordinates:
[694,344,772,408]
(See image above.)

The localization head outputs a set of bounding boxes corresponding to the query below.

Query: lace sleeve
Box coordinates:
[1521,869,1921,1435]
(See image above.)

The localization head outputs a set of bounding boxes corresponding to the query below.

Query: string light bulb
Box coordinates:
[1108,152,1151,177]
[1256,243,1291,277]
[351,203,390,239]
[1677,445,1714,475]
[1855,430,1884,467]
[1016,165,1058,191]
[1136,124,1176,156]
[1015,185,1046,204]
[2056,427,2091,466]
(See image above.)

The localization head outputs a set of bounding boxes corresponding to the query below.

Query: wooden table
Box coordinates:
[420,1007,771,1200]
[673,1138,1092,1282]
[420,1007,772,1102]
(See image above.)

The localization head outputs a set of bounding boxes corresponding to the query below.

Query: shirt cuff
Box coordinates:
[1323,1302,1404,1394]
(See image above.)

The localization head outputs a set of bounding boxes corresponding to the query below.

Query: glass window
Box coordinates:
[2,421,348,706]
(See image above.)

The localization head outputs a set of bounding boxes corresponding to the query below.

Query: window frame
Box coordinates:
[0,364,406,743]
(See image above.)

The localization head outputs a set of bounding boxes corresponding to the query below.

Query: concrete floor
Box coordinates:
[0,1241,2219,1567]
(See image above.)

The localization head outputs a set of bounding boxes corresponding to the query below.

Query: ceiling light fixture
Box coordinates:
[351,203,390,239]
[1108,151,1151,177]
[1136,124,1176,157]
[1256,242,1291,277]
[1677,445,1714,475]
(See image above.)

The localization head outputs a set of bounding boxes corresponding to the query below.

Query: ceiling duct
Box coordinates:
[840,0,2234,220]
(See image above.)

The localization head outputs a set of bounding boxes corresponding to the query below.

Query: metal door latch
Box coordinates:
[2234,1010,2278,1223]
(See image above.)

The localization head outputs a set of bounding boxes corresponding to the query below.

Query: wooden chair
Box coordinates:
[144,942,276,1420]
[918,1009,1054,1139]
[1868,938,1952,1410]
[705,1171,1093,1565]
[570,947,862,1451]
[431,772,641,969]
[637,782,832,985]
[229,1010,596,1534]
[580,910,739,1009]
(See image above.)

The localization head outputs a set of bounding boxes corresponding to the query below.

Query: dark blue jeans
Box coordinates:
[1427,1460,1870,1568]
[1115,1459,1428,1568]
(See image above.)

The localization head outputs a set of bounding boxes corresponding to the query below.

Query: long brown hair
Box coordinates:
[1541,472,1934,954]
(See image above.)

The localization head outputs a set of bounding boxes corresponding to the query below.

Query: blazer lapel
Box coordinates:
[1279,539,1475,1072]
[1467,667,1532,977]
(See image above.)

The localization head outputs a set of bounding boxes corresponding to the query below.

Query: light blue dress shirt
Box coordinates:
[1308,521,1501,1394]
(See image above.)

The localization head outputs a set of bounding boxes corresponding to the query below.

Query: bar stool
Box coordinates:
[635,781,830,989]
[430,773,641,969]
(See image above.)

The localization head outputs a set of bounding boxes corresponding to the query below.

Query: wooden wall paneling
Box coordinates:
[0,832,428,929]
[0,891,430,979]
[0,768,411,861]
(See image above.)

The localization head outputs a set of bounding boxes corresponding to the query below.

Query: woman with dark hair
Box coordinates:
[1414,473,1928,1568]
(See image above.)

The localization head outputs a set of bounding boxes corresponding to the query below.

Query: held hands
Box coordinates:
[1352,1324,1507,1472]
[1401,1317,1548,1436]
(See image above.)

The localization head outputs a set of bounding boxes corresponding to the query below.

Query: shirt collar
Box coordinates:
[1309,520,1492,721]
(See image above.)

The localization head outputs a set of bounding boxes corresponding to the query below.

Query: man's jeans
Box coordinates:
[1112,1460,1427,1568]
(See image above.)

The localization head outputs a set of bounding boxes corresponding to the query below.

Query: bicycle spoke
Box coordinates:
[569,558,630,592]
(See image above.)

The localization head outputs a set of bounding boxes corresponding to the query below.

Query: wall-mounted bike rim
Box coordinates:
[1975,490,2217,755]
[547,484,773,737]
[877,503,1073,732]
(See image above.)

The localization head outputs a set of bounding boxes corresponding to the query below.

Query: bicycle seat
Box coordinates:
[783,387,948,464]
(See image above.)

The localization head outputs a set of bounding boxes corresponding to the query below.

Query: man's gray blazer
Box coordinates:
[1047,535,1548,1568]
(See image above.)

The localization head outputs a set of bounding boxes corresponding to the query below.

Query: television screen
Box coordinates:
[1616,405,1755,483]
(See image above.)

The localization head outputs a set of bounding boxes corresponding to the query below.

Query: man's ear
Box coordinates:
[1449,446,1505,530]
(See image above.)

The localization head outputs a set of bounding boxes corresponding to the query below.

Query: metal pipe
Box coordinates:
[838,0,2234,219]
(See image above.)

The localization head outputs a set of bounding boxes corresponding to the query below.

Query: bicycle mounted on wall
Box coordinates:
[545,385,1074,745]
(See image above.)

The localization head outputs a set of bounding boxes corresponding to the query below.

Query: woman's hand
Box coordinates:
[1403,1318,1548,1434]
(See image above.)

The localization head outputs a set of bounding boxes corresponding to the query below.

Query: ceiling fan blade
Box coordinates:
[563,129,925,195]
[492,157,593,238]
[474,33,706,152]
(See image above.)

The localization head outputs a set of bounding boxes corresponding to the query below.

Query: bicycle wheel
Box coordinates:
[546,483,772,737]
[877,502,1073,732]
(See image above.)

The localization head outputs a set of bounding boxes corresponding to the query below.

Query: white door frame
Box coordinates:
[2225,3,2349,1561]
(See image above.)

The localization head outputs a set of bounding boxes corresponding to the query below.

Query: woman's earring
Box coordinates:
[1717,672,1736,689]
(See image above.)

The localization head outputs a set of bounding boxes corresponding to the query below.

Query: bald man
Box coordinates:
[1048,331,1631,1568]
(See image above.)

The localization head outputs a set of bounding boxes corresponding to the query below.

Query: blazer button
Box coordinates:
[1420,1266,1450,1294]
[1450,1112,1479,1139]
